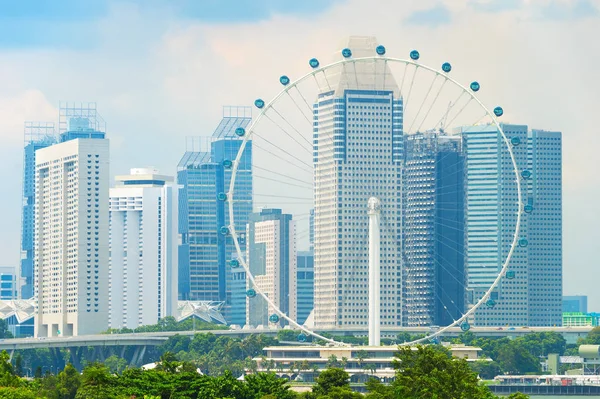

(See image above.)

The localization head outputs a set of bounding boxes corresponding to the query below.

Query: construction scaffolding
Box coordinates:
[58,102,106,133]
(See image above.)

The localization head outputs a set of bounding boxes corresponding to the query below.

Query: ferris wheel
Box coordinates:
[224,40,525,346]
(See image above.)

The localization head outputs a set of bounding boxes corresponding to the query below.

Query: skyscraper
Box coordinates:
[109,168,178,329]
[459,123,529,327]
[460,123,562,327]
[563,296,587,313]
[0,267,18,300]
[528,129,562,326]
[246,208,296,327]
[34,129,109,337]
[177,107,252,322]
[402,132,465,327]
[296,251,314,325]
[21,122,57,299]
[313,37,403,328]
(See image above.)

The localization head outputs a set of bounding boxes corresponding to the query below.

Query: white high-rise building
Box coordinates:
[34,138,110,337]
[109,168,178,329]
[246,209,296,327]
[313,37,403,328]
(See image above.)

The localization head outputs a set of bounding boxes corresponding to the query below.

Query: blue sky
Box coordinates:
[0,0,599,310]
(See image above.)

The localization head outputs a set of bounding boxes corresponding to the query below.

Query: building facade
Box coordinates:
[246,209,296,327]
[0,267,18,300]
[564,296,588,313]
[34,135,109,337]
[402,132,465,327]
[177,107,252,323]
[460,123,562,327]
[21,123,57,299]
[297,251,314,325]
[109,168,178,329]
[313,37,403,328]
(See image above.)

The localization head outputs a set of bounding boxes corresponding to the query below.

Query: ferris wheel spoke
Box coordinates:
[253,165,312,185]
[294,85,317,120]
[320,69,332,91]
[399,62,409,98]
[254,193,312,200]
[446,97,474,129]
[434,90,465,130]
[416,79,448,134]
[254,174,313,189]
[403,65,420,114]
[251,140,312,174]
[407,74,439,134]
[285,91,313,126]
[267,107,313,149]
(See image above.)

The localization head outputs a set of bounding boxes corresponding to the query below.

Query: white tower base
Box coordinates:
[368,197,381,346]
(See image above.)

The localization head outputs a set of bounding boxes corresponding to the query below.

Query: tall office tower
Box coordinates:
[229,267,247,326]
[177,106,252,323]
[309,209,315,253]
[402,132,465,327]
[34,108,109,336]
[313,37,403,328]
[108,168,178,329]
[459,123,529,326]
[246,209,296,327]
[0,267,18,300]
[21,122,57,299]
[528,129,562,326]
[563,295,587,313]
[296,251,314,325]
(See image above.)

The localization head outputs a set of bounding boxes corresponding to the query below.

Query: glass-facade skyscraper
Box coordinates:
[403,132,465,327]
[296,251,314,325]
[21,123,57,299]
[459,123,562,327]
[177,107,252,323]
[313,37,404,328]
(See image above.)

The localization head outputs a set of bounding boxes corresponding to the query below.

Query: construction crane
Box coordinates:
[440,101,452,133]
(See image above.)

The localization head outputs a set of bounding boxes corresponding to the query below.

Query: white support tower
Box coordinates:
[368,197,381,346]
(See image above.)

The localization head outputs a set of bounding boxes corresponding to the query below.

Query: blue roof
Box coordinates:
[177,151,211,169]
[212,116,251,140]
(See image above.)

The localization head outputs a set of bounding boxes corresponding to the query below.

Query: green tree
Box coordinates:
[325,355,339,368]
[0,351,20,387]
[245,372,296,399]
[75,363,115,399]
[312,368,350,396]
[0,387,36,399]
[104,355,127,374]
[0,320,13,339]
[56,363,81,399]
[391,345,496,399]
[579,326,600,345]
[470,360,503,380]
[496,341,541,375]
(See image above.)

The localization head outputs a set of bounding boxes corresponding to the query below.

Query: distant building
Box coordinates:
[34,111,109,337]
[296,251,314,325]
[563,312,599,327]
[177,106,253,323]
[109,168,178,329]
[402,132,465,327]
[459,124,562,327]
[246,209,296,327]
[564,296,588,313]
[0,267,18,300]
[20,122,56,299]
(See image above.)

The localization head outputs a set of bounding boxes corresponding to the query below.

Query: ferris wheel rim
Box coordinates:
[226,54,523,346]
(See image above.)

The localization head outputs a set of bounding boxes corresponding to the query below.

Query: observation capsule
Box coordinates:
[518,238,528,247]
[511,137,521,146]
[524,204,534,213]
[217,192,227,201]
[254,99,265,109]
[297,334,307,342]
[376,45,386,55]
[246,289,256,298]
[521,170,532,179]
[229,259,239,268]
[494,106,504,117]
[506,270,516,279]
[269,314,280,324]
[486,299,496,308]
[279,75,290,86]
[219,226,229,235]
[309,58,320,68]
[442,62,452,73]
[460,322,470,332]
[222,159,233,169]
[235,127,246,137]
[342,48,352,58]
[410,50,420,60]
[470,81,480,92]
